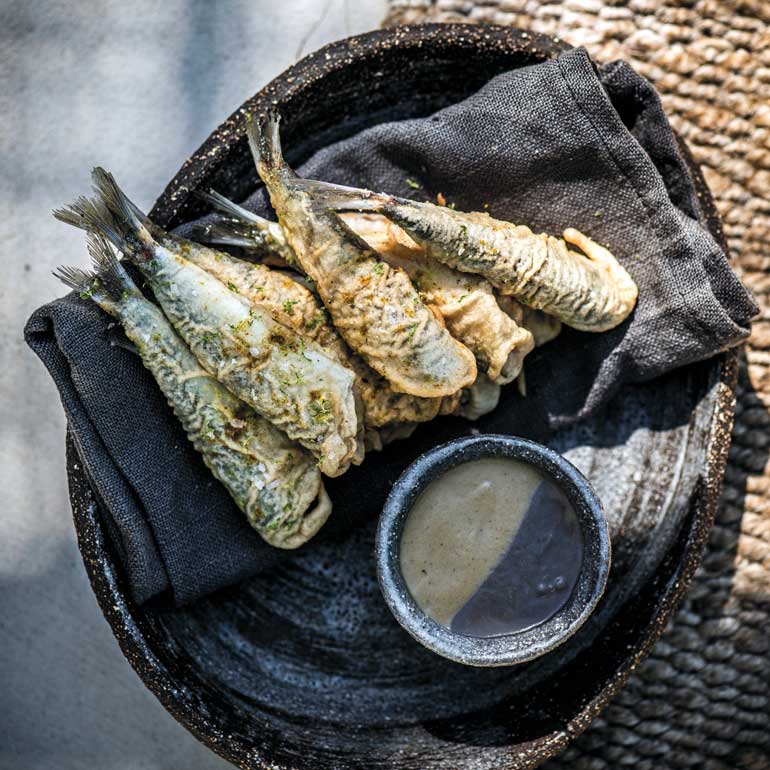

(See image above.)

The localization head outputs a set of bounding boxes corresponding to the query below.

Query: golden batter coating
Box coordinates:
[247,113,477,398]
[174,242,447,429]
[330,188,638,332]
[339,213,535,384]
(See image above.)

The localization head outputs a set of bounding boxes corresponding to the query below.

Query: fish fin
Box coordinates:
[53,194,122,246]
[54,169,158,265]
[247,110,292,179]
[293,177,395,213]
[106,323,140,355]
[86,233,142,300]
[52,264,97,294]
[52,261,118,317]
[196,189,263,225]
[90,167,156,258]
[189,221,262,250]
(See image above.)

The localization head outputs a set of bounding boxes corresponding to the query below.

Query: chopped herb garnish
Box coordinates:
[406,323,418,340]
[373,262,385,275]
[594,210,602,217]
[305,311,325,331]
[458,293,468,303]
[309,397,331,423]
[406,178,422,190]
[226,281,239,293]
[79,278,100,300]
[282,299,299,315]
[316,453,325,468]
[200,416,216,440]
[229,314,254,333]
[297,337,311,360]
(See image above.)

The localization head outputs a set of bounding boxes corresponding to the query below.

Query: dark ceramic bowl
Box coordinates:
[377,435,611,666]
[65,23,738,770]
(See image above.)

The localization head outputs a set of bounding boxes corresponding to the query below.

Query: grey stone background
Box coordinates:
[0,1,385,767]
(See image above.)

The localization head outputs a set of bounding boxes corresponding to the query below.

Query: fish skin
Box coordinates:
[247,112,477,399]
[53,240,331,548]
[54,170,362,478]
[328,190,638,332]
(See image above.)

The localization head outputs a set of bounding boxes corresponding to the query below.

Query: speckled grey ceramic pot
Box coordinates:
[64,23,739,770]
[377,435,610,666]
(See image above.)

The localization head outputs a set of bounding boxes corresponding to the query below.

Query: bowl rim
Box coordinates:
[376,434,611,666]
[63,21,740,770]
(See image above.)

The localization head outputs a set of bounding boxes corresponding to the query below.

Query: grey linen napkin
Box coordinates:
[25,47,756,605]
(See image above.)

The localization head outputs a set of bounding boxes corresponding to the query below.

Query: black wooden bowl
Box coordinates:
[65,23,738,770]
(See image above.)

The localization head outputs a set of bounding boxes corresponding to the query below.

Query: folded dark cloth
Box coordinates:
[26,47,756,606]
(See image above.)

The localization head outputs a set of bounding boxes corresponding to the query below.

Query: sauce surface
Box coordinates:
[399,457,583,638]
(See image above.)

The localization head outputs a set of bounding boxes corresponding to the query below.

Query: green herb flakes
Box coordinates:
[309,397,331,423]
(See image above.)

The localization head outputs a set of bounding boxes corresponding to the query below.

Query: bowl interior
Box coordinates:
[67,24,736,770]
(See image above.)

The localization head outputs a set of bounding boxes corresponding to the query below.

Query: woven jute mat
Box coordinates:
[384,3,770,767]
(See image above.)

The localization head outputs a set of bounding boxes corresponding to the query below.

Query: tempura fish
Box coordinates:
[55,235,331,548]
[167,237,447,428]
[195,195,534,384]
[339,213,534,384]
[54,169,362,477]
[247,112,477,398]
[326,188,638,332]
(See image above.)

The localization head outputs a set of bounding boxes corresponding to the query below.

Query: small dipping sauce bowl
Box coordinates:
[376,434,611,667]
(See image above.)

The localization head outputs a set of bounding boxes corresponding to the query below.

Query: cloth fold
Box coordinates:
[26,47,756,605]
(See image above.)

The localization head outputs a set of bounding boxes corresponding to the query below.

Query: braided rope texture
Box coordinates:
[384,3,770,767]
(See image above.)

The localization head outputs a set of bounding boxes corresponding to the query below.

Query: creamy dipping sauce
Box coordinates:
[399,457,583,638]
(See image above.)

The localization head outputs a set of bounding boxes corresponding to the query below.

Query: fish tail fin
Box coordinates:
[86,233,142,300]
[90,167,156,261]
[52,264,97,296]
[52,252,123,317]
[247,110,294,181]
[54,169,158,266]
[53,193,123,247]
[196,189,263,225]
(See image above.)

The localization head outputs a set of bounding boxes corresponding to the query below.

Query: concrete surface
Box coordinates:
[0,1,386,767]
